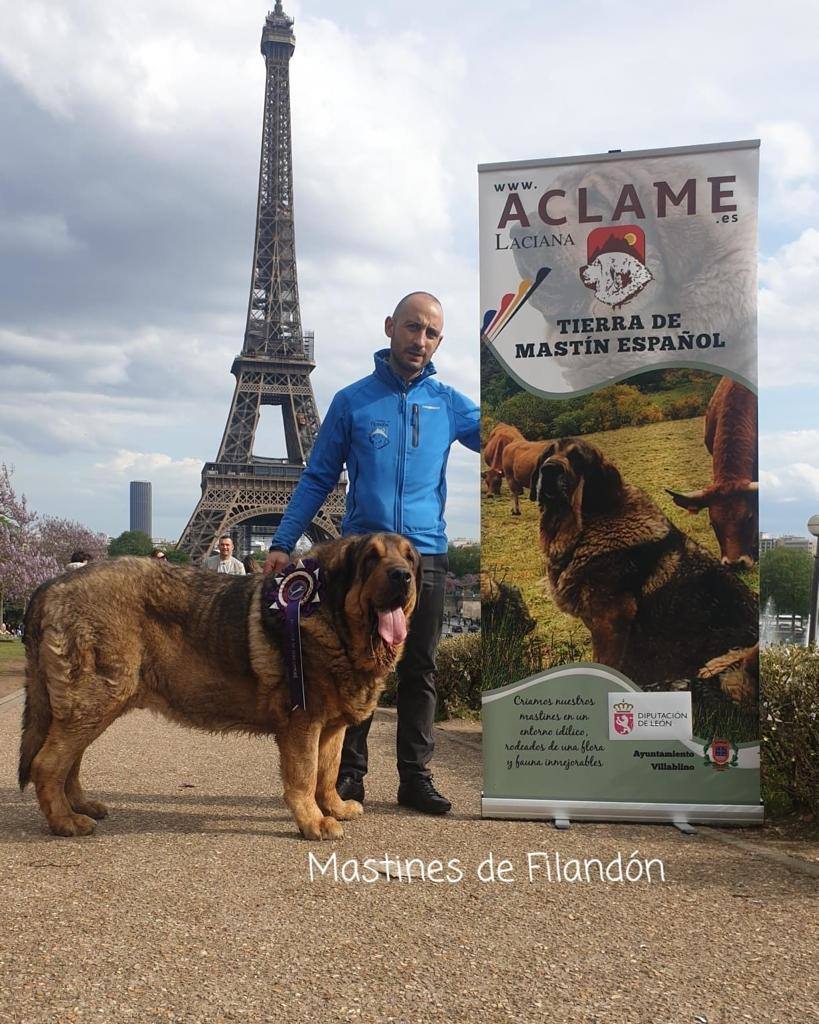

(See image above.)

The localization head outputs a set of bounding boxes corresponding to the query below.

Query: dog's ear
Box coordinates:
[409,543,423,602]
[320,534,367,609]
[529,442,555,502]
[528,459,542,502]
[345,534,375,584]
[579,443,623,512]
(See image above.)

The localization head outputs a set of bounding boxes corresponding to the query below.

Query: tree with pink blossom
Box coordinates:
[0,465,59,624]
[37,515,108,568]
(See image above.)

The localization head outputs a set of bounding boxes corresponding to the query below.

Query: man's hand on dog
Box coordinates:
[263,550,290,575]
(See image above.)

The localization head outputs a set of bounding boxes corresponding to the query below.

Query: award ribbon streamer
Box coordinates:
[266,559,323,711]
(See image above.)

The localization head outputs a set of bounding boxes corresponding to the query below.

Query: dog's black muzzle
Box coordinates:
[538,461,569,504]
[381,566,413,606]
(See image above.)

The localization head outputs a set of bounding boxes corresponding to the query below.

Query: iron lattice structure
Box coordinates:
[179,3,344,562]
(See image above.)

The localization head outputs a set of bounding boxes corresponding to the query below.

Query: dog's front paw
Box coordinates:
[335,799,363,821]
[317,794,364,820]
[300,815,344,841]
[70,798,108,820]
[49,813,97,838]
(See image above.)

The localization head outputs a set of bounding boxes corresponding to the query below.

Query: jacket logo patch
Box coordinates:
[368,420,390,449]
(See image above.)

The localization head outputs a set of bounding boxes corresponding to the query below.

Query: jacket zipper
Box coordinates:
[396,388,407,533]
[411,403,420,447]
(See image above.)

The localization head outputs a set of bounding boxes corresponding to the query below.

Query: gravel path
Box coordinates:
[1,696,816,1024]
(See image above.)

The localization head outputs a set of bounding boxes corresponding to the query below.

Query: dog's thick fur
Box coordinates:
[530,438,758,691]
[19,533,420,840]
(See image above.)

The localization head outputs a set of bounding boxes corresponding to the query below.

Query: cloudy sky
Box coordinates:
[1,0,818,544]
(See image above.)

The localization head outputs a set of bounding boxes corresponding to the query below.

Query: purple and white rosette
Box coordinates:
[265,558,323,711]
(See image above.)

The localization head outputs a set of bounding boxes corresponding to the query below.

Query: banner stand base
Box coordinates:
[482,797,763,827]
[673,822,698,836]
[553,818,571,830]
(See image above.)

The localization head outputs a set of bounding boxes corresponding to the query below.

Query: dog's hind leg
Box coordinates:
[278,718,344,841]
[65,750,109,821]
[31,720,110,837]
[315,722,364,822]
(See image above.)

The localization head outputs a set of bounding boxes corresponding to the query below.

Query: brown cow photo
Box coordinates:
[482,421,524,497]
[19,533,420,840]
[667,376,759,567]
[500,439,550,515]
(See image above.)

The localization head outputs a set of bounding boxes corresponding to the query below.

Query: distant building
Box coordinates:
[778,534,814,554]
[130,481,152,538]
[760,532,813,555]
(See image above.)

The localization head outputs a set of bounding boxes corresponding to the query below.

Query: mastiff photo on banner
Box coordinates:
[479,140,760,827]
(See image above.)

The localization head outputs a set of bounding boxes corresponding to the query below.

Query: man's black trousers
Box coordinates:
[338,553,448,784]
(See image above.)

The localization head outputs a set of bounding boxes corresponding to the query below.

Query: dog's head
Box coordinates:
[319,533,422,660]
[529,438,624,527]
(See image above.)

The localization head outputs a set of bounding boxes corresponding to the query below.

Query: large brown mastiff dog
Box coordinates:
[530,438,758,695]
[19,533,420,840]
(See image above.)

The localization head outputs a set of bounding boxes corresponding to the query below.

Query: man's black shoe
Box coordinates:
[397,776,451,815]
[336,775,365,803]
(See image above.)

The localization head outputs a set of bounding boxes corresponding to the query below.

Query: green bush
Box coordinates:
[108,530,153,557]
[662,393,710,419]
[576,385,663,433]
[380,633,482,719]
[761,645,819,819]
[495,384,663,440]
[436,634,482,719]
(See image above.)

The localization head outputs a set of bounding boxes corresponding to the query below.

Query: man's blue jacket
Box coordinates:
[270,349,480,555]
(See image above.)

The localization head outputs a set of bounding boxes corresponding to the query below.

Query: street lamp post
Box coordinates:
[807,515,819,647]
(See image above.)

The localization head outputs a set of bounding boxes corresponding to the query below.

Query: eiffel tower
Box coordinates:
[179,3,345,562]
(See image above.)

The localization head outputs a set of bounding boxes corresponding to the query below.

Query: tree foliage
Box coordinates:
[760,547,814,620]
[108,530,154,557]
[448,543,480,577]
[162,547,190,564]
[0,465,59,619]
[481,346,521,412]
[38,515,108,568]
[495,384,662,440]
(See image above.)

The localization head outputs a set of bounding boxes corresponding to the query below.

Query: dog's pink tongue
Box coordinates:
[377,608,407,646]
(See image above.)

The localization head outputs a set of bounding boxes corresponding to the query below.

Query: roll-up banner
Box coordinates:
[479,141,761,826]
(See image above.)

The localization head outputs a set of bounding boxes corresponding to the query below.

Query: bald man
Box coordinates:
[264,292,479,814]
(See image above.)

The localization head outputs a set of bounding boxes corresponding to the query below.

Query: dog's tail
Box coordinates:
[18,583,53,790]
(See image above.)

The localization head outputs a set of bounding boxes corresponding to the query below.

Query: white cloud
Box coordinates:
[0,213,81,255]
[93,449,202,489]
[756,120,819,221]
[760,430,819,513]
[290,20,463,259]
[761,429,819,463]
[761,463,819,503]
[759,228,819,386]
[757,120,818,181]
